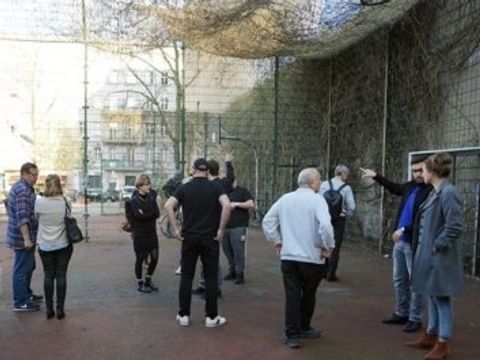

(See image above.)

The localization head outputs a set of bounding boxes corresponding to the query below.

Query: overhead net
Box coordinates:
[139,0,419,59]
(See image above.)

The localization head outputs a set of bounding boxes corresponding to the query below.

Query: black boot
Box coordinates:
[56,304,65,320]
[137,280,151,293]
[234,272,245,284]
[46,302,55,319]
[223,271,236,281]
[144,276,158,291]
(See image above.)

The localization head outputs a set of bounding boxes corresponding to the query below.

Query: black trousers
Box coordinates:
[179,236,219,318]
[38,245,73,310]
[326,217,346,280]
[281,260,325,338]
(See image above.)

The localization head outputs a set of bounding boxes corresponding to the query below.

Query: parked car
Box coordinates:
[120,186,136,201]
[100,189,120,202]
[86,188,102,201]
[64,189,78,203]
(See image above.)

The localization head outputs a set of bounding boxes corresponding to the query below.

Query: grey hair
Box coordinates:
[334,164,350,176]
[297,168,320,188]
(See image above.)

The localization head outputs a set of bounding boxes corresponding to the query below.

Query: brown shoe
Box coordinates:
[424,341,450,360]
[405,333,438,350]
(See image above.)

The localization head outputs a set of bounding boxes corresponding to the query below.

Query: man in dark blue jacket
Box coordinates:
[361,155,432,333]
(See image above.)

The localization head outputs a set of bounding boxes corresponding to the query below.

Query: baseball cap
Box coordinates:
[193,158,208,171]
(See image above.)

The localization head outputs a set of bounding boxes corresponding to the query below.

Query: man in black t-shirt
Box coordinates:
[164,158,231,328]
[192,155,235,296]
[222,180,254,284]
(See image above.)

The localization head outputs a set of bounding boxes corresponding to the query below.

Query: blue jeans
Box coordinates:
[427,296,453,340]
[392,241,423,322]
[12,249,36,307]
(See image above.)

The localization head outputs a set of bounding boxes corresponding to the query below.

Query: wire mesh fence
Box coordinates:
[0,0,479,276]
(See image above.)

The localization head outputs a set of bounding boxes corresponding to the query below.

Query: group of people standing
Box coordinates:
[261,153,463,360]
[362,153,464,360]
[125,155,253,328]
[5,163,74,319]
[4,152,464,360]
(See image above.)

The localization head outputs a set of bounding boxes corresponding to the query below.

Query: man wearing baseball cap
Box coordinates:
[165,158,231,328]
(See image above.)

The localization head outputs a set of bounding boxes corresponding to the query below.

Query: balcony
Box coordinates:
[101,159,146,171]
[102,136,145,145]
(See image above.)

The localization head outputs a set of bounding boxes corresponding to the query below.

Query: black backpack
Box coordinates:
[323,180,347,220]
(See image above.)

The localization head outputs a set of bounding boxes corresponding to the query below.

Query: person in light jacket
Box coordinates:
[35,174,73,319]
[263,168,334,349]
[406,153,463,360]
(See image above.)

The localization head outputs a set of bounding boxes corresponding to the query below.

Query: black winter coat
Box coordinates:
[125,189,160,253]
[373,174,432,248]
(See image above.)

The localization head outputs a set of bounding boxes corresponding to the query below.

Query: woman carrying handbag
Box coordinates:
[35,174,73,319]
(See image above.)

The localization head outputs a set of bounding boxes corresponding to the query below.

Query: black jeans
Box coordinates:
[326,217,346,279]
[179,236,219,318]
[38,245,73,310]
[135,249,158,280]
[281,260,325,338]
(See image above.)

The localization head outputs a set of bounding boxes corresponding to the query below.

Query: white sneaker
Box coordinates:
[205,315,227,328]
[176,314,189,326]
[175,266,182,275]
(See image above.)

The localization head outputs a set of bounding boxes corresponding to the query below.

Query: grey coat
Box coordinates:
[412,181,464,296]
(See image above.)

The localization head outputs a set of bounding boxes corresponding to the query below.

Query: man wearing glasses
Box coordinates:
[5,162,43,312]
[360,155,432,333]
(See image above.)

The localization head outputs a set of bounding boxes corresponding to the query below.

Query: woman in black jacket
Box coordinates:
[125,175,160,293]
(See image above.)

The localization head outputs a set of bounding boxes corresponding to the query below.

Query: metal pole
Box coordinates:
[100,151,104,216]
[81,0,89,241]
[272,56,279,202]
[326,60,333,174]
[253,146,259,204]
[379,29,389,255]
[152,112,157,185]
[180,43,186,175]
[473,182,480,277]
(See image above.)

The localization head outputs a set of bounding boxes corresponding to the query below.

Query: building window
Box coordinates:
[160,97,168,110]
[94,147,101,162]
[161,71,169,85]
[125,176,136,186]
[160,124,166,136]
[127,147,135,163]
[117,97,127,109]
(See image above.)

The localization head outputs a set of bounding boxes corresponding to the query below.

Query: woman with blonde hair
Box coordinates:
[125,174,160,293]
[35,174,73,319]
[407,153,464,359]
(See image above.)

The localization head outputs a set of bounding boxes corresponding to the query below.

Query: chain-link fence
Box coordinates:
[0,0,479,276]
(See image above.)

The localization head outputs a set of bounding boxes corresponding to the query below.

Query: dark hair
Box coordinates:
[20,162,38,175]
[425,153,453,178]
[135,174,151,188]
[207,159,219,176]
[411,154,429,165]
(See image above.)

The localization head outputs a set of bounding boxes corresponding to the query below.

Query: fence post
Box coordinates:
[379,28,389,255]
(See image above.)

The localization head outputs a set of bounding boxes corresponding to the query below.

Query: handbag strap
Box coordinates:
[63,196,71,216]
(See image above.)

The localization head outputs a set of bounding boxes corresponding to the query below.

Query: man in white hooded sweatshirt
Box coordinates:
[262,168,334,349]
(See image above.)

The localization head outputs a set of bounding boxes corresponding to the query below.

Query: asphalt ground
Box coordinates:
[0,216,479,360]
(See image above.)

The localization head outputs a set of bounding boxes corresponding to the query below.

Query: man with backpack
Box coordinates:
[320,164,355,282]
